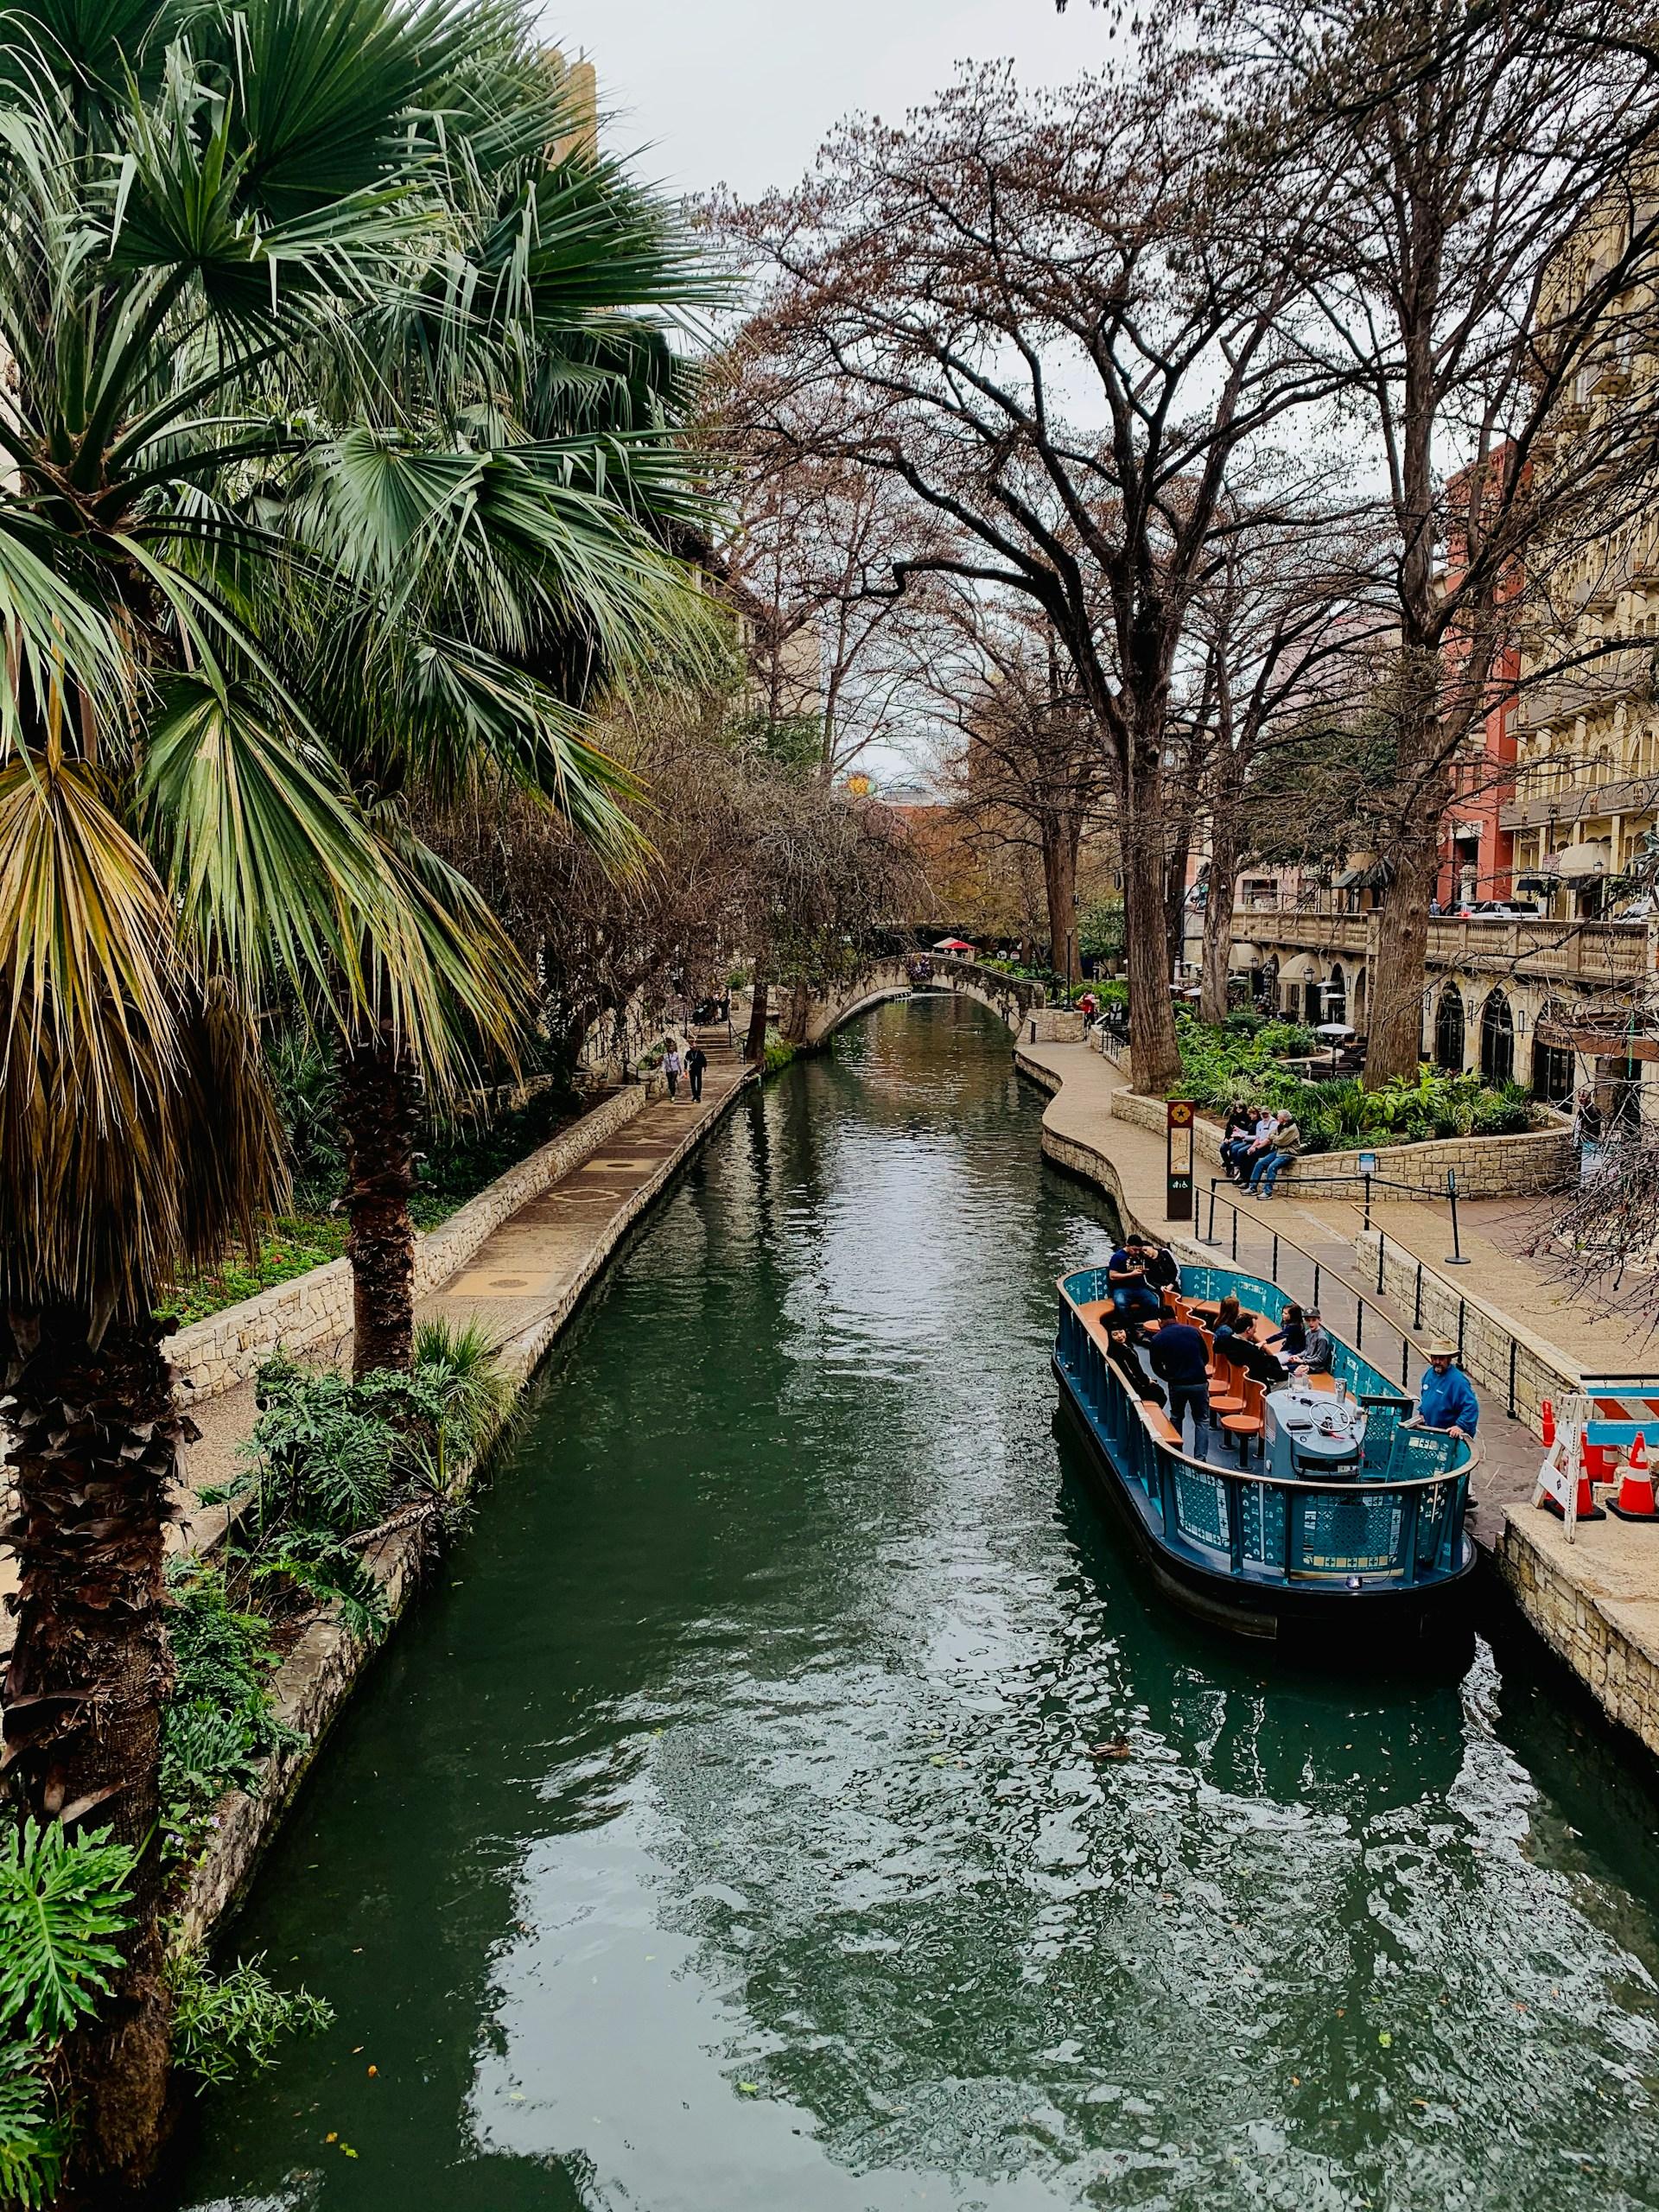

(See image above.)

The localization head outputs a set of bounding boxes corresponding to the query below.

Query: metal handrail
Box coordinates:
[1195,1178,1440,1394]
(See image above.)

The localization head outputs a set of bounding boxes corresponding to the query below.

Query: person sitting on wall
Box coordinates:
[1405,1339,1480,1440]
[1107,1239,1162,1327]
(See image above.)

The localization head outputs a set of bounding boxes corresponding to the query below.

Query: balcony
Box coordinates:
[1234,906,1651,983]
[1499,772,1659,830]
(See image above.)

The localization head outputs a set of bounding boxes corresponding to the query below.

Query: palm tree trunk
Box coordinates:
[340,1020,421,1377]
[1,1307,181,2195]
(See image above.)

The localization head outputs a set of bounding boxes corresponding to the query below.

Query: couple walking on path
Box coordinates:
[662,1037,708,1103]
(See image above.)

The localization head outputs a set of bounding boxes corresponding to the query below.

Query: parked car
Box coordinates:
[1453,899,1540,918]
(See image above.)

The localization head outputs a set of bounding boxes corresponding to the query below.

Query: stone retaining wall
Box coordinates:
[1493,1512,1659,1761]
[172,1084,648,1399]
[1107,1087,1574,1200]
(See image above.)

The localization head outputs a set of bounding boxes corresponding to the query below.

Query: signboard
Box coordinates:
[1166,1098,1195,1221]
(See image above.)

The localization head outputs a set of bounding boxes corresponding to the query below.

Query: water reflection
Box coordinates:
[175,996,1659,2212]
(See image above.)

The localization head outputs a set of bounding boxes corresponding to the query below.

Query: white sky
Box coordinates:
[542,0,1110,200]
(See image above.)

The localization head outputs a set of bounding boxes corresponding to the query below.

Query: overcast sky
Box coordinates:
[543,0,1109,200]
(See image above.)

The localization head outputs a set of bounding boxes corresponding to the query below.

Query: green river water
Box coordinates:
[175,994,1659,2212]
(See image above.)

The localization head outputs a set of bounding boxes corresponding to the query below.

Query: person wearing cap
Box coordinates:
[1406,1341,1480,1439]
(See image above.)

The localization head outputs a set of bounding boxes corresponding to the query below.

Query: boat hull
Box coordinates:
[1055,1359,1476,1643]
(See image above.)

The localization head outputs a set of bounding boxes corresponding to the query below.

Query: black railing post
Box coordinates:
[1313,1262,1321,1308]
[1508,1335,1518,1421]
[1457,1300,1465,1362]
[1271,1231,1280,1280]
[1205,1179,1218,1244]
[1230,1204,1238,1261]
[1444,1166,1470,1266]
[1414,1262,1423,1332]
[1376,1230,1386,1295]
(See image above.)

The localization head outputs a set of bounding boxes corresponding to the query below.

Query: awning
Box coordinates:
[1550,841,1611,880]
[1332,868,1362,888]
[1515,873,1555,892]
[1334,861,1391,889]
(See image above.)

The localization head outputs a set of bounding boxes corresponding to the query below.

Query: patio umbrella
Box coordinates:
[933,937,978,952]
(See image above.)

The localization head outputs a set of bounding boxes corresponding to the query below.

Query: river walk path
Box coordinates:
[1017,1033,1659,1756]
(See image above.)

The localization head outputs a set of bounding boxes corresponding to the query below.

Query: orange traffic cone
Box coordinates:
[1607,1433,1659,1522]
[1541,1398,1555,1446]
[1540,1452,1606,1523]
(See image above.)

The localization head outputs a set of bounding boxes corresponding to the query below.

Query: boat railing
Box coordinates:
[1056,1266,1477,1589]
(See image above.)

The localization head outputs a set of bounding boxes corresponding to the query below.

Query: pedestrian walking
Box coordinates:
[663,1038,683,1100]
[686,1041,708,1103]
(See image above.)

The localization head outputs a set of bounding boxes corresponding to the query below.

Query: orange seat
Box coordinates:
[1143,1406,1183,1448]
[1221,1378,1267,1462]
[1304,1370,1338,1395]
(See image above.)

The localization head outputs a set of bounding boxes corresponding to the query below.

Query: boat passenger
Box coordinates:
[1211,1297,1288,1387]
[1107,1240,1163,1326]
[1132,1236,1180,1302]
[1144,1313,1211,1460]
[1406,1339,1480,1440]
[1291,1308,1334,1377]
[1264,1302,1306,1358]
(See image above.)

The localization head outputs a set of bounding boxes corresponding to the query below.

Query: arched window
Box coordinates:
[1326,963,1346,1023]
[1434,984,1465,1071]
[1479,989,1515,1085]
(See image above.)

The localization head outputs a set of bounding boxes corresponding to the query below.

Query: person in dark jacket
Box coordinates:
[1293,1308,1335,1376]
[1133,1237,1180,1303]
[1211,1298,1287,1388]
[686,1042,709,1103]
[1264,1303,1307,1359]
[1145,1314,1211,1459]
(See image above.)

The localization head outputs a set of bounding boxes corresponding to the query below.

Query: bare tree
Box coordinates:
[919,592,1110,988]
[1228,0,1659,1081]
[1185,486,1390,1020]
[704,365,943,782]
[710,50,1338,1091]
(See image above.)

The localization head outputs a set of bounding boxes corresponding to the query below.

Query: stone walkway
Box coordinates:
[0,1032,754,1649]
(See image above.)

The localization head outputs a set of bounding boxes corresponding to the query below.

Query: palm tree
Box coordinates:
[0,0,713,2184]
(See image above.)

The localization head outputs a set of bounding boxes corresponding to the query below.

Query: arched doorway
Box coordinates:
[1258,955,1279,1012]
[1530,1002,1575,1107]
[1433,984,1465,1072]
[1478,989,1515,1084]
[1325,963,1346,1026]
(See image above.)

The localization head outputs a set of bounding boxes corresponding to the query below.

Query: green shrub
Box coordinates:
[404,1318,515,1497]
[168,1951,334,2090]
[0,1821,136,2044]
[761,1028,796,1076]
[0,2043,62,2210]
[161,1564,305,1852]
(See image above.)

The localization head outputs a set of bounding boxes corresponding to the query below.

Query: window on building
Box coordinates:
[1479,989,1515,1084]
[1434,984,1465,1071]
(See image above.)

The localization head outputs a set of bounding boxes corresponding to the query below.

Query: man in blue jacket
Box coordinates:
[1145,1314,1211,1459]
[1407,1340,1480,1439]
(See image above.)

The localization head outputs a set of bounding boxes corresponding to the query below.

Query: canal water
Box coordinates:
[175,995,1659,2212]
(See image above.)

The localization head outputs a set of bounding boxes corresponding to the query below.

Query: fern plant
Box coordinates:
[0,2044,61,2211]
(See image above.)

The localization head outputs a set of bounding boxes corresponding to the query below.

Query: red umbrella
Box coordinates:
[934,937,978,952]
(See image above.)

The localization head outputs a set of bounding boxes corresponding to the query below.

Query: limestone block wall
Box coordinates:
[1106,1088,1574,1201]
[172,1083,649,1399]
[1493,1513,1659,1761]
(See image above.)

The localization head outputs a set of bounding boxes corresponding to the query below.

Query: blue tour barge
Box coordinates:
[1054,1262,1478,1641]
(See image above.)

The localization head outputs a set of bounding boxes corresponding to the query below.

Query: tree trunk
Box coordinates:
[1041,822,1080,993]
[1,1308,181,2196]
[1199,804,1242,1027]
[781,977,811,1045]
[1364,833,1437,1085]
[340,1020,421,1377]
[744,969,771,1061]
